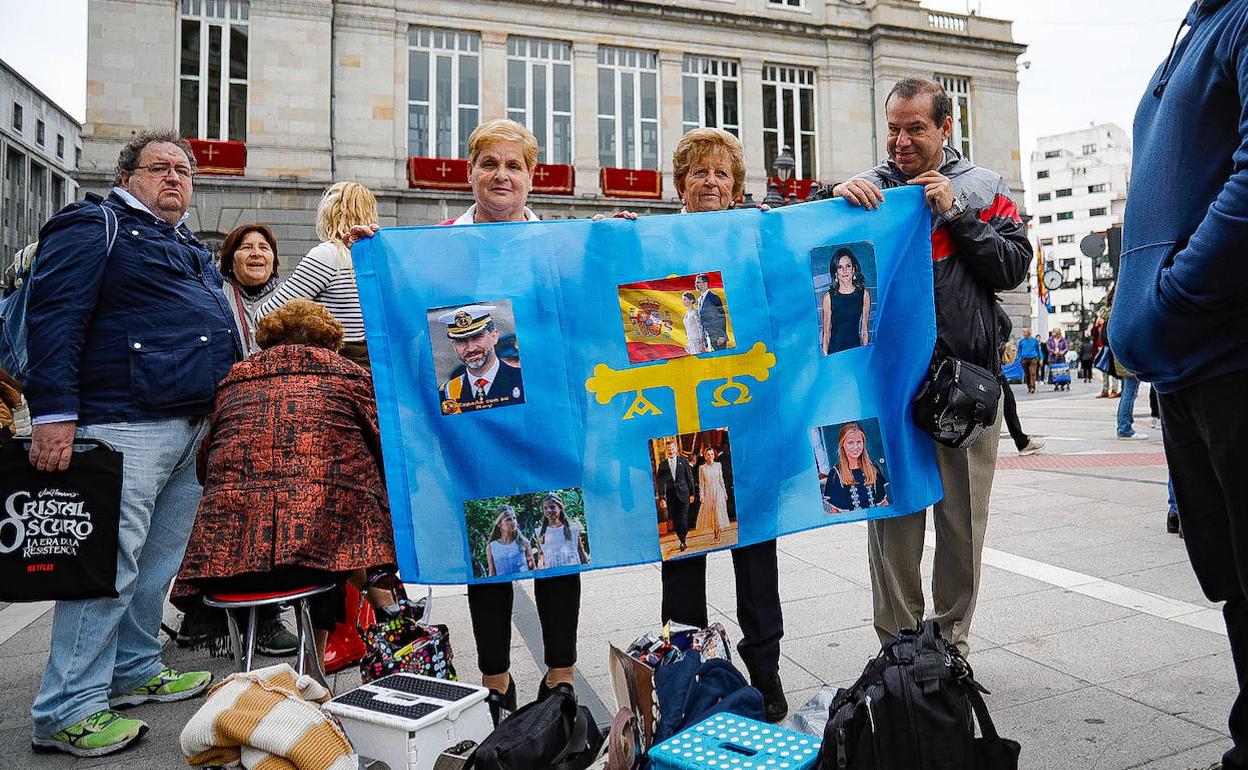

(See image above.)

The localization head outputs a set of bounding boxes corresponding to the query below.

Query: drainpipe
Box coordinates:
[868,37,878,160]
[329,0,337,181]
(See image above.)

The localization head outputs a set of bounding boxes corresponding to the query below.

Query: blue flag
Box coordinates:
[353,188,941,584]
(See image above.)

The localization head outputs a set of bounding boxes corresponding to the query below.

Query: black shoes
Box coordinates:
[1167,509,1180,534]
[537,676,575,703]
[486,677,517,727]
[752,671,789,723]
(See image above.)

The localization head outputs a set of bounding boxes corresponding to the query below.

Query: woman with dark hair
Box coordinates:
[822,423,890,513]
[535,493,588,569]
[821,248,871,354]
[176,299,397,661]
[219,223,281,354]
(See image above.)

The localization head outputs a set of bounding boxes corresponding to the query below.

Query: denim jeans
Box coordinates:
[31,418,206,736]
[1117,376,1140,437]
[1168,476,1178,514]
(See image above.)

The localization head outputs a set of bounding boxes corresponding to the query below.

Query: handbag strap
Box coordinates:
[548,699,594,770]
[965,680,1002,741]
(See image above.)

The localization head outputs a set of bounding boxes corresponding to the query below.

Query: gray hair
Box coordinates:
[885,77,953,127]
[114,130,197,184]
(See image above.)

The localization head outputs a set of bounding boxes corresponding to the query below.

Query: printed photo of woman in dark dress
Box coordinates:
[820,247,872,355]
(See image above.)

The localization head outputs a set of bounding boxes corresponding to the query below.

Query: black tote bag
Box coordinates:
[0,437,122,601]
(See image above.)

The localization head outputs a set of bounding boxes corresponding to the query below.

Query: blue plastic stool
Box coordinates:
[648,713,821,770]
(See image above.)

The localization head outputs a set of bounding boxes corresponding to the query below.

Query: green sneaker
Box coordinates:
[109,667,213,708]
[31,710,148,757]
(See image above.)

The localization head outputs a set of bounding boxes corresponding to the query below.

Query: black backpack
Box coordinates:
[472,685,603,770]
[817,621,1020,770]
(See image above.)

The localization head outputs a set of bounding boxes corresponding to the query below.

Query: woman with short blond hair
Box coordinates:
[258,181,379,369]
[441,118,542,225]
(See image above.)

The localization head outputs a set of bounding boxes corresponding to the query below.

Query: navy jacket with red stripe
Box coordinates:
[852,147,1032,371]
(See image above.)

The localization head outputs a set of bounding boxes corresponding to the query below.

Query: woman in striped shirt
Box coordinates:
[257,181,377,370]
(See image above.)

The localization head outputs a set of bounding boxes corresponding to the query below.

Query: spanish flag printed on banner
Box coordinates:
[618,271,735,363]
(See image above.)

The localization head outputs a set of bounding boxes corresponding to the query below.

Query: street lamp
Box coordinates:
[774,145,795,203]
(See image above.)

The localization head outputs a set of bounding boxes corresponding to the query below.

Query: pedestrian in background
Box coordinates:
[1017,327,1042,394]
[1079,334,1095,383]
[1112,3,1248,766]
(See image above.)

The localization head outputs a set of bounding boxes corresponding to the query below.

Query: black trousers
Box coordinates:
[660,539,783,679]
[999,378,1029,451]
[1160,370,1248,769]
[467,574,580,676]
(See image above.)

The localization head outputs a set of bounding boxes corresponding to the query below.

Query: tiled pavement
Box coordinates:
[0,379,1234,769]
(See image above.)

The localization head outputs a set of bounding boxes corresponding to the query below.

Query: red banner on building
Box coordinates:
[768,177,818,201]
[408,157,471,190]
[601,167,663,200]
[532,163,574,195]
[186,139,246,176]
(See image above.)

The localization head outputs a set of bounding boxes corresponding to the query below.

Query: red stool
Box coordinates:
[203,584,336,686]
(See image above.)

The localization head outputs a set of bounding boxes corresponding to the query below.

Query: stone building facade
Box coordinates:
[0,60,81,279]
[81,0,1028,318]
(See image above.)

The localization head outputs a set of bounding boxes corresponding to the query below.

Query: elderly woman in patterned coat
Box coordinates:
[177,299,396,657]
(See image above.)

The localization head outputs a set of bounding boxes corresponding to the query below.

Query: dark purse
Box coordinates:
[911,357,1002,449]
[357,572,457,683]
[0,437,122,601]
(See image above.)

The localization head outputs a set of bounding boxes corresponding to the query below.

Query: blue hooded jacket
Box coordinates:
[1111,0,1248,392]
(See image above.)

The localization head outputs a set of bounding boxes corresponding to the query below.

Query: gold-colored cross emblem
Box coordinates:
[436,162,452,177]
[585,342,777,434]
[625,171,638,186]
[534,166,550,181]
[202,144,219,160]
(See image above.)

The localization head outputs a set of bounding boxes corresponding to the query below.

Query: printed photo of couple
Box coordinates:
[463,488,590,578]
[648,429,738,560]
[809,418,891,514]
[810,241,878,356]
[618,271,735,363]
[426,299,524,416]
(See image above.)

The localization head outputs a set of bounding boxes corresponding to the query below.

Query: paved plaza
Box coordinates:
[0,378,1234,770]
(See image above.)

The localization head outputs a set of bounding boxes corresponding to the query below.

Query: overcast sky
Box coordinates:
[0,0,1192,166]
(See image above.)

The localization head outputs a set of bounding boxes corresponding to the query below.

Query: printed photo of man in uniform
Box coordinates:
[430,302,525,415]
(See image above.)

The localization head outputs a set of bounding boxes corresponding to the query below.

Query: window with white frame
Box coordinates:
[935,74,972,160]
[407,28,480,159]
[1088,183,1106,193]
[768,0,804,7]
[1057,234,1075,244]
[597,47,659,170]
[762,64,816,179]
[1089,207,1107,217]
[507,37,573,164]
[178,0,249,142]
[1082,143,1096,155]
[682,55,739,137]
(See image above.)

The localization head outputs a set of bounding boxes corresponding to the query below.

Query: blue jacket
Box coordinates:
[24,190,241,425]
[1111,0,1247,392]
[1016,335,1042,360]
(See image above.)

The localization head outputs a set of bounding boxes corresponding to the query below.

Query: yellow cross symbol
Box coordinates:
[585,342,777,434]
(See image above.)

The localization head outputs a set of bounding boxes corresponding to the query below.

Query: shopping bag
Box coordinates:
[0,437,121,601]
[356,573,456,682]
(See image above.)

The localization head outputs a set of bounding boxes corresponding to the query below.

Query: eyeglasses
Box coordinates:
[135,163,194,180]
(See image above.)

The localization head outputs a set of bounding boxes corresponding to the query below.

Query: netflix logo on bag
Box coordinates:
[1,488,97,560]
[0,439,123,602]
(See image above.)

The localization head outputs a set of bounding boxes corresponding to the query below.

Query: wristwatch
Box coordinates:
[940,197,966,224]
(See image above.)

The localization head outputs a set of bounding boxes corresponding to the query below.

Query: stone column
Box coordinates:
[658,49,684,188]
[480,31,508,121]
[739,58,767,196]
[572,42,599,196]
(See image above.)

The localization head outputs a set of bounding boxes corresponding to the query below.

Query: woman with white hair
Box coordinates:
[258,181,378,370]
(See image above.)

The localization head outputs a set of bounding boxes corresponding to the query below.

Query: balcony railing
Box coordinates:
[928,12,968,32]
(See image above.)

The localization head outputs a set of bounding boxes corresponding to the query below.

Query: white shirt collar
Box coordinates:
[452,204,540,225]
[112,186,191,227]
[468,356,502,393]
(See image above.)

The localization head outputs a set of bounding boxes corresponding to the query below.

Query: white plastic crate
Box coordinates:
[323,673,492,770]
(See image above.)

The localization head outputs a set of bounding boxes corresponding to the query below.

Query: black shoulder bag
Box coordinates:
[911,357,1001,449]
